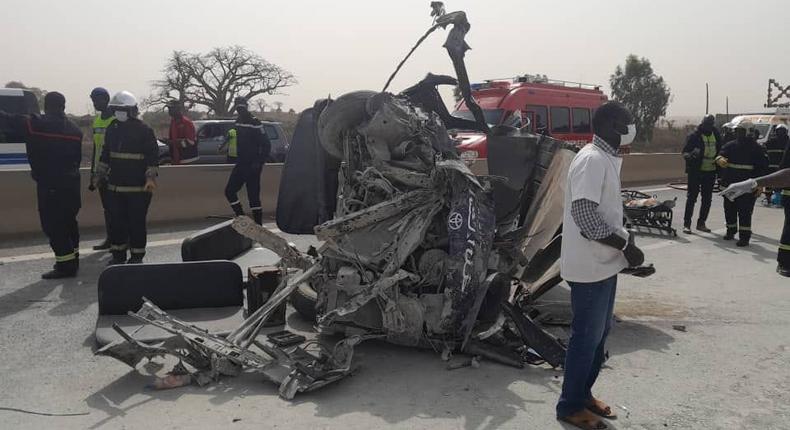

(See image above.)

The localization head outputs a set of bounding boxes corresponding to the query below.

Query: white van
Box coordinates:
[724,108,790,144]
[0,88,40,170]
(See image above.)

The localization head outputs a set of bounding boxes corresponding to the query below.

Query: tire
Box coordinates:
[317,90,377,159]
[289,282,318,322]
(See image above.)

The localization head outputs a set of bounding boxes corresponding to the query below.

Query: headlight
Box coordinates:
[460,150,479,160]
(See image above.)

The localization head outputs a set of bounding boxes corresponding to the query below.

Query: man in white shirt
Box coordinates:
[557,102,645,430]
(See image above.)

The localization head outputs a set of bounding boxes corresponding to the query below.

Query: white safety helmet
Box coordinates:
[108,90,138,108]
[734,120,753,131]
[108,91,139,121]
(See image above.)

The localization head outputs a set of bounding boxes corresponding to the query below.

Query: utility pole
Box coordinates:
[705,83,710,115]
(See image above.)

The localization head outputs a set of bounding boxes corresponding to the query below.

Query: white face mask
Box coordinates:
[620,124,637,146]
[115,111,128,122]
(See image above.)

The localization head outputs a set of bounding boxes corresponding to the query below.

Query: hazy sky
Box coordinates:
[2,0,788,117]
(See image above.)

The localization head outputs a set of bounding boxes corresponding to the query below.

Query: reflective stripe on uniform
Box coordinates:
[110,244,128,251]
[782,190,790,196]
[767,149,785,153]
[130,248,146,254]
[770,164,781,169]
[55,252,76,262]
[236,123,263,129]
[107,184,147,192]
[728,163,754,170]
[779,244,790,252]
[739,226,752,231]
[110,152,145,160]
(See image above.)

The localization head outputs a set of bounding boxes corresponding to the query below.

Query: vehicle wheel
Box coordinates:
[317,90,377,159]
[289,282,317,322]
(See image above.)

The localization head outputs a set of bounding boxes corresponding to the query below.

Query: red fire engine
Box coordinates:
[452,74,609,158]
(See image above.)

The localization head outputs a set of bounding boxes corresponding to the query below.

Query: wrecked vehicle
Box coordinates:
[96,2,606,398]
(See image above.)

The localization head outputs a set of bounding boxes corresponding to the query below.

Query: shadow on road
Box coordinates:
[0,250,107,320]
[84,336,563,430]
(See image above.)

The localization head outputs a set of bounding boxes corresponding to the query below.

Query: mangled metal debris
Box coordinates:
[96,2,582,398]
[97,298,368,399]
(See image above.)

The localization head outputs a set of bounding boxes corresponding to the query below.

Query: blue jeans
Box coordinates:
[556,275,617,418]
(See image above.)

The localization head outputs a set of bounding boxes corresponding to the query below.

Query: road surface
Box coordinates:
[0,186,788,429]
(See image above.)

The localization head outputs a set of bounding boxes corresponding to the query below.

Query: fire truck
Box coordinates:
[452,74,609,158]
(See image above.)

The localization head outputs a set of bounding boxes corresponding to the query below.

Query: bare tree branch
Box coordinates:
[145,46,297,116]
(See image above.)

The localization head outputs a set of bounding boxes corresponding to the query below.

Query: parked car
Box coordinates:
[187,119,289,164]
[0,88,40,170]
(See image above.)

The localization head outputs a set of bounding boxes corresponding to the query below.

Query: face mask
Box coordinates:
[115,111,128,122]
[620,124,636,146]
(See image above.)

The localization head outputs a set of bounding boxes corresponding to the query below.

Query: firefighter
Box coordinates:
[0,92,83,278]
[764,125,789,204]
[681,114,721,233]
[167,100,198,164]
[224,97,270,224]
[721,147,790,277]
[88,87,115,250]
[778,142,790,277]
[716,121,769,246]
[96,91,159,264]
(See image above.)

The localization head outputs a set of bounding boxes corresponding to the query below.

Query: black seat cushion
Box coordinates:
[181,220,252,262]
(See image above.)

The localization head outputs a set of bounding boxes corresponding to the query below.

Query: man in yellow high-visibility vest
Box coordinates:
[88,87,115,250]
[681,114,721,234]
[219,127,238,164]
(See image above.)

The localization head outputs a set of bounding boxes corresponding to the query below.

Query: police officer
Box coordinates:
[96,91,159,264]
[764,125,788,204]
[716,120,769,246]
[681,114,721,233]
[0,92,83,278]
[224,97,270,224]
[88,87,115,250]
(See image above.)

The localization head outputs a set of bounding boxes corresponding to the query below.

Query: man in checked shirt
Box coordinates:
[557,102,646,430]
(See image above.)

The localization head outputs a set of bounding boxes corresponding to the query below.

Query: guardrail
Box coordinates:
[0,153,685,238]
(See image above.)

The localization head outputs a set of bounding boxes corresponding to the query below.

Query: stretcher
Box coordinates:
[622,189,678,237]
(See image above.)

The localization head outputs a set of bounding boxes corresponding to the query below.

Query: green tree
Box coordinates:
[609,55,671,142]
[5,81,47,110]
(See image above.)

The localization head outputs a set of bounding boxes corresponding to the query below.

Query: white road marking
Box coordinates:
[0,224,282,264]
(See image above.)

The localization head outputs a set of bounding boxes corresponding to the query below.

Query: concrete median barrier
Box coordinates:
[0,164,282,238]
[0,153,685,238]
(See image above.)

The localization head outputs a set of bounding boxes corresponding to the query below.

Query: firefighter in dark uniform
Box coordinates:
[764,125,789,205]
[88,87,115,250]
[224,97,270,224]
[0,92,83,278]
[716,120,769,246]
[96,91,159,264]
[774,126,790,276]
[681,114,721,233]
